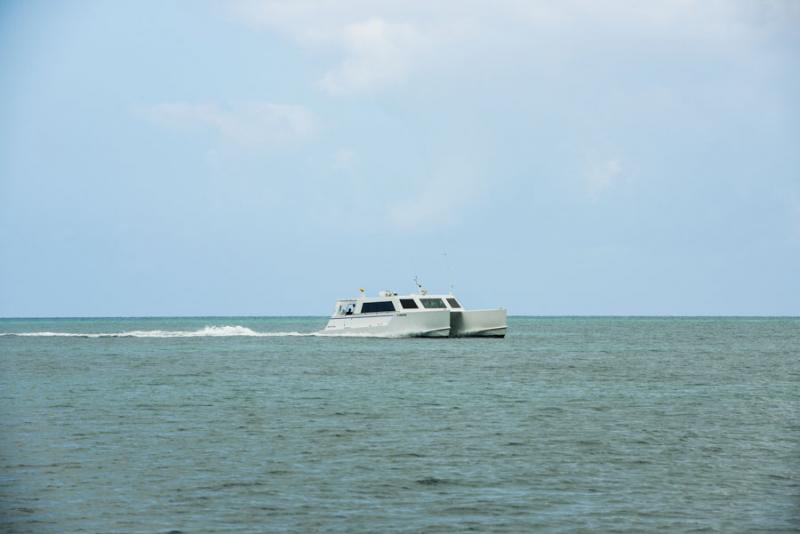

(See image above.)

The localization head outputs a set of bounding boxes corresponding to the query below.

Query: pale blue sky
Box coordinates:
[1,1,798,316]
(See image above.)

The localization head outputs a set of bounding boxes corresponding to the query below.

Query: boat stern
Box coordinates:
[450,308,507,337]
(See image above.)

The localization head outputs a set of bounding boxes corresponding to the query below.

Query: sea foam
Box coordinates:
[0,325,313,338]
[0,325,424,338]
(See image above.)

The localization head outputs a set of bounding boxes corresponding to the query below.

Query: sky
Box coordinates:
[0,0,798,317]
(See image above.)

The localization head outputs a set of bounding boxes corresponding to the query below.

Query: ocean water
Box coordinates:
[1,316,798,532]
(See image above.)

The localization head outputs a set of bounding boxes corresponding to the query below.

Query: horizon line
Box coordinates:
[1,314,798,320]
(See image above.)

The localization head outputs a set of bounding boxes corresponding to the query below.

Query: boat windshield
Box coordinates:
[420,298,447,309]
[337,302,357,315]
[446,298,461,308]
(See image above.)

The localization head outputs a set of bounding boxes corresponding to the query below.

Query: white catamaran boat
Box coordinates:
[322,282,507,338]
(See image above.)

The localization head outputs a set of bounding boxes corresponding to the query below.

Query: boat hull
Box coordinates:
[322,310,451,337]
[449,309,507,337]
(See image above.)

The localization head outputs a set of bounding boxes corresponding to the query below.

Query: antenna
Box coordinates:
[442,251,454,294]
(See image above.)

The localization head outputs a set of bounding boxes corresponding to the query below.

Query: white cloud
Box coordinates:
[585,159,623,200]
[387,159,482,231]
[145,101,315,148]
[319,18,427,94]
[230,0,781,95]
[333,148,357,171]
[231,1,462,94]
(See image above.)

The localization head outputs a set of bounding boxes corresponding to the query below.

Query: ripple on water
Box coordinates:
[0,316,798,531]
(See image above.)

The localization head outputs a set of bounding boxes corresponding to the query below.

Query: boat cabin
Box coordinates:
[332,293,462,317]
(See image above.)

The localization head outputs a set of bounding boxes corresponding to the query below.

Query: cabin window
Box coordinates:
[446,298,461,308]
[361,301,396,313]
[400,298,418,309]
[420,298,447,309]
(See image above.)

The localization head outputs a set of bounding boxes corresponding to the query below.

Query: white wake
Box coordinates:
[0,325,315,338]
[0,325,410,338]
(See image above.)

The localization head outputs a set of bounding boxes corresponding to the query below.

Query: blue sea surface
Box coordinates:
[1,317,798,532]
